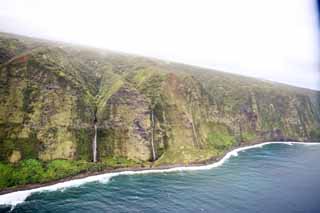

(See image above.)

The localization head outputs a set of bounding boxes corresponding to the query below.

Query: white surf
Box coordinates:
[0,141,319,208]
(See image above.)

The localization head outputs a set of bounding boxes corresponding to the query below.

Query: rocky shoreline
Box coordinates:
[0,140,316,196]
[0,159,218,196]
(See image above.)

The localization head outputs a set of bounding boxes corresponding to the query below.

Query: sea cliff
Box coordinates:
[0,32,319,190]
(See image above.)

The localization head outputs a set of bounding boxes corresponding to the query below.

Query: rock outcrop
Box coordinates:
[0,32,319,165]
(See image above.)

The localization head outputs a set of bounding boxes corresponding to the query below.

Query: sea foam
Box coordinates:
[0,141,319,207]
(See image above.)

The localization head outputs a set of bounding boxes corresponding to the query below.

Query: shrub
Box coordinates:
[0,157,138,190]
[0,162,13,188]
[207,131,235,150]
[11,159,44,185]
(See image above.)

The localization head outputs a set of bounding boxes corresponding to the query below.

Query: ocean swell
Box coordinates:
[0,141,319,207]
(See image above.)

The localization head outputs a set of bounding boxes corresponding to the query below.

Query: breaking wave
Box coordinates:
[0,141,319,208]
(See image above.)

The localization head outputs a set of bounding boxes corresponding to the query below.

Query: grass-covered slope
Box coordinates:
[0,32,319,189]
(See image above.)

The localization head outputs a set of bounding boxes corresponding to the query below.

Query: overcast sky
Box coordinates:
[0,0,319,90]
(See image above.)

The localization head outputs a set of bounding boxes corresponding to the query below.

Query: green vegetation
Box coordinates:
[0,32,319,190]
[155,147,219,165]
[100,156,140,168]
[241,132,257,142]
[0,159,45,188]
[207,132,236,150]
[206,122,236,150]
[0,136,39,162]
[0,156,140,190]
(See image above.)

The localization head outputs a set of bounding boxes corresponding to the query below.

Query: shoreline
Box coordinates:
[0,141,319,207]
[0,140,267,195]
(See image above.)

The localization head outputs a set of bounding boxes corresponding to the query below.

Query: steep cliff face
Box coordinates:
[0,38,97,162]
[0,32,319,166]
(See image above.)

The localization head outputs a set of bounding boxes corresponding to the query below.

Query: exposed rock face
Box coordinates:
[98,84,152,161]
[0,32,319,164]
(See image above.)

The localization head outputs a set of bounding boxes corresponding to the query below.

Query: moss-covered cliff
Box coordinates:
[0,32,319,188]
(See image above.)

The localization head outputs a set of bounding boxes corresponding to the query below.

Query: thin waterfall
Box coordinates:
[150,110,156,161]
[92,123,97,162]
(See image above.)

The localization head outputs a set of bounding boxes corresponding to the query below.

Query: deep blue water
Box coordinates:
[1,143,320,213]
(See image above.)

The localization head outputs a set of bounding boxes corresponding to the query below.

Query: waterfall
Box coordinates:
[92,124,97,162]
[150,110,156,161]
